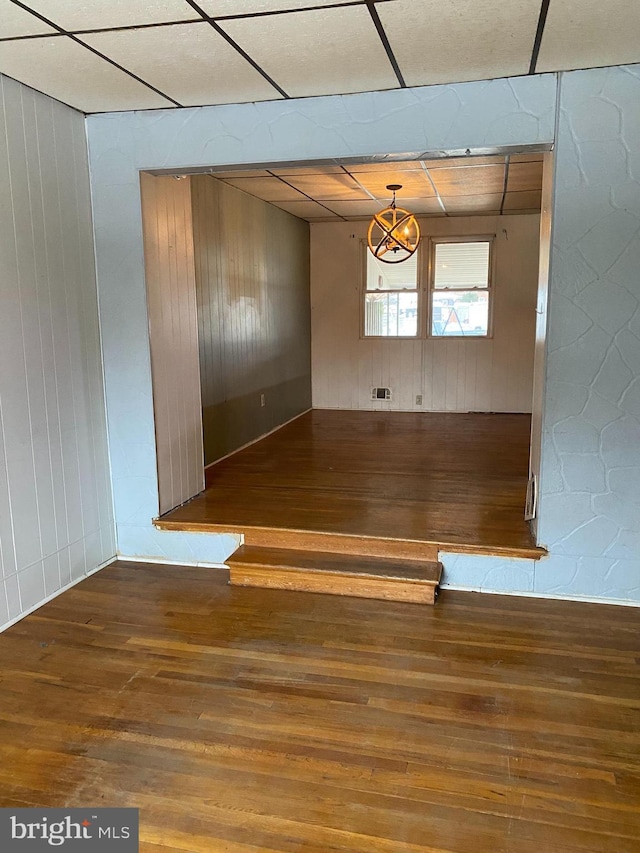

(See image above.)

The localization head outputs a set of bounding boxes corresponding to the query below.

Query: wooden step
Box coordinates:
[226,545,442,605]
[154,519,440,561]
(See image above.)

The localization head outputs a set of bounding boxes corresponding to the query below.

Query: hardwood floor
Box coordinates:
[1,560,638,852]
[157,410,544,558]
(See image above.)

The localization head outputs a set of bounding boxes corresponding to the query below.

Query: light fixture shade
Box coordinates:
[367,184,420,264]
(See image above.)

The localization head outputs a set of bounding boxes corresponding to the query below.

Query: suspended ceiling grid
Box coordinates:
[0,0,638,113]
[208,153,544,221]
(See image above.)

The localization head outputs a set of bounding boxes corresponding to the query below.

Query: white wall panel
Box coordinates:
[140,173,204,515]
[311,215,540,413]
[0,74,115,631]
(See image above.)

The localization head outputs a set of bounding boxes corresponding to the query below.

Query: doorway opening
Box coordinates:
[141,146,552,558]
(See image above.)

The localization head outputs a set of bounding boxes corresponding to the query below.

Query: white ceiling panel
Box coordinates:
[0,1,55,38]
[0,36,172,111]
[318,200,385,218]
[15,1,197,30]
[271,200,338,219]
[220,6,398,98]
[222,176,307,201]
[353,170,435,199]
[83,24,281,107]
[283,172,371,200]
[536,0,640,73]
[199,1,360,15]
[378,0,540,87]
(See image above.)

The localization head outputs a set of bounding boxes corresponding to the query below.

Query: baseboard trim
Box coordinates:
[441,583,640,607]
[0,555,118,634]
[115,554,229,570]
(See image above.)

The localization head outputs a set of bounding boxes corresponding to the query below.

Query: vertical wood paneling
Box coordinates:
[0,74,115,630]
[191,176,312,466]
[140,173,205,516]
[311,215,540,413]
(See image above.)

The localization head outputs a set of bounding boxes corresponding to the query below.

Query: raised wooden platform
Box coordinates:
[228,545,442,604]
[155,411,545,602]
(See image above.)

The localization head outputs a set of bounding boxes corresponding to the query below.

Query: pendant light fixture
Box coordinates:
[367,184,420,264]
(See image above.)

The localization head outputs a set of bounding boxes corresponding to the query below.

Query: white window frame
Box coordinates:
[427,235,495,340]
[361,239,422,339]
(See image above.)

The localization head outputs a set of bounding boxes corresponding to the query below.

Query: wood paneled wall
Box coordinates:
[311,215,540,413]
[140,174,204,515]
[0,75,114,630]
[191,176,312,466]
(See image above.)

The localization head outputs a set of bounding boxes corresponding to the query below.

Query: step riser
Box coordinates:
[229,566,437,604]
[154,521,439,561]
[241,528,439,561]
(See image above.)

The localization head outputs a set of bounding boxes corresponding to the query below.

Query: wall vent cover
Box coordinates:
[371,387,392,401]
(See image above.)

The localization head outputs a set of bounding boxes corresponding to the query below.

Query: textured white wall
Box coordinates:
[0,75,115,630]
[87,74,556,567]
[311,215,540,413]
[535,65,640,600]
[444,65,640,603]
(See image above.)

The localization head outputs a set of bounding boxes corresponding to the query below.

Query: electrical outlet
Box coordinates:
[260,393,265,407]
[415,394,423,406]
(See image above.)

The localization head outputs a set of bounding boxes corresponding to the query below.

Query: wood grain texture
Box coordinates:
[310,214,540,413]
[141,173,204,515]
[192,175,312,466]
[0,560,638,851]
[227,545,442,604]
[157,410,544,559]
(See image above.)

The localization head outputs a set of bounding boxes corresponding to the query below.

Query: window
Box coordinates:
[363,248,419,337]
[430,238,492,337]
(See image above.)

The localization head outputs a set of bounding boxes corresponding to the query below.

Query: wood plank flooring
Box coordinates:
[157,410,544,558]
[1,560,638,852]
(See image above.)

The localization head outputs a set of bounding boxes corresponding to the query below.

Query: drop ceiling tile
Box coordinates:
[429,165,506,197]
[271,200,336,219]
[347,161,424,173]
[222,176,307,202]
[270,165,345,176]
[0,36,172,111]
[16,0,197,30]
[0,1,56,37]
[318,200,385,217]
[220,6,399,98]
[283,173,370,200]
[441,194,503,213]
[212,169,273,178]
[399,197,444,215]
[83,24,280,106]
[424,155,505,169]
[378,0,540,86]
[506,161,544,193]
[200,1,356,14]
[536,0,640,72]
[502,190,542,211]
[353,170,435,199]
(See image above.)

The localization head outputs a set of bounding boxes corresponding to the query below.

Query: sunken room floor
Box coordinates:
[0,560,638,852]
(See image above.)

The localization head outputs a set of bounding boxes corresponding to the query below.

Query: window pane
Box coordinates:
[431,291,488,336]
[367,250,418,290]
[365,292,418,336]
[434,242,490,289]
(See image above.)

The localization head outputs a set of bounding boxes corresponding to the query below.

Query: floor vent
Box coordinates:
[371,387,392,401]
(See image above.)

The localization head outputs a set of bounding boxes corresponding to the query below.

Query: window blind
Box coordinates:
[433,241,490,289]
